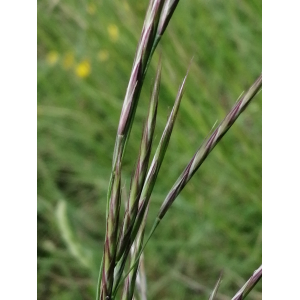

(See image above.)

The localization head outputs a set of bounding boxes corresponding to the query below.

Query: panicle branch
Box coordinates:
[158,74,262,220]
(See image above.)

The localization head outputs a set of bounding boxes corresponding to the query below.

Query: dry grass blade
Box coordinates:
[209,272,223,300]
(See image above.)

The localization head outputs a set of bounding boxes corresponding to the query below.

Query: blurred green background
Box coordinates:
[37,0,262,299]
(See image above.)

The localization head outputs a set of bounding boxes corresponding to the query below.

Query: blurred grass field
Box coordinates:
[37,0,262,299]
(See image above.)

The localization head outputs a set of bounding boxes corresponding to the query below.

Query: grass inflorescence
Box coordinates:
[97,1,262,300]
[37,1,262,299]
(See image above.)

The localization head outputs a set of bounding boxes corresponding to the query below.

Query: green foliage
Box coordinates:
[37,0,261,299]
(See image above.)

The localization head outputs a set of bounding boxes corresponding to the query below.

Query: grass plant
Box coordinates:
[96,1,262,299]
[37,0,262,299]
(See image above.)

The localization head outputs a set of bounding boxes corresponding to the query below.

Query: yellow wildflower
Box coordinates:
[63,52,74,70]
[75,60,91,78]
[108,24,119,42]
[87,3,96,15]
[46,51,59,66]
[97,50,109,62]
